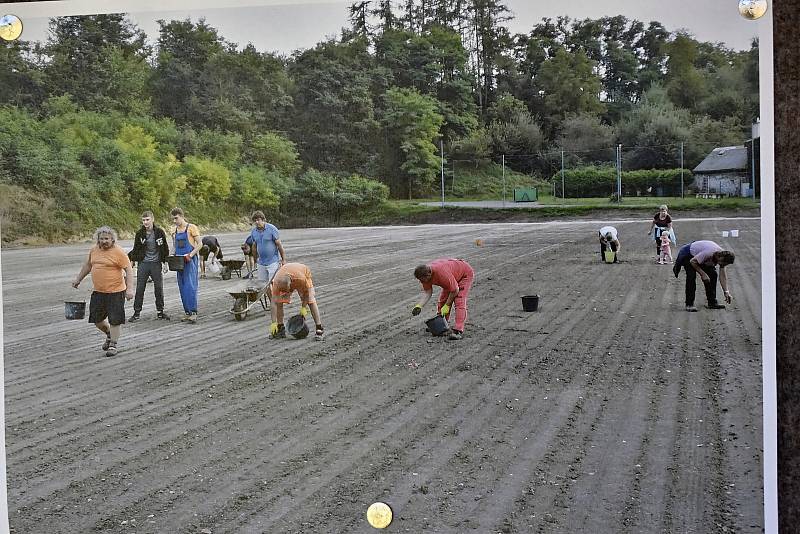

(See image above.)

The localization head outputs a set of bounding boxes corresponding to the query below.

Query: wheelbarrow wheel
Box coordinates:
[232,296,248,321]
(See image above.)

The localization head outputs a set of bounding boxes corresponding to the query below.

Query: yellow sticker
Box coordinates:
[366,502,393,529]
[0,15,23,41]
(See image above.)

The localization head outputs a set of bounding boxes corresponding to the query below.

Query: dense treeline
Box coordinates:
[0,3,758,239]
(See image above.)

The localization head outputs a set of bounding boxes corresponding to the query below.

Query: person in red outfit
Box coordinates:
[411,258,474,340]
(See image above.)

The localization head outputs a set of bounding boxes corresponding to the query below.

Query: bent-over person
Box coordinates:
[598,225,621,263]
[269,263,324,341]
[673,240,735,312]
[412,258,474,341]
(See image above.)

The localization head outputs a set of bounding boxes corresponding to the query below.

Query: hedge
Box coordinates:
[550,166,693,197]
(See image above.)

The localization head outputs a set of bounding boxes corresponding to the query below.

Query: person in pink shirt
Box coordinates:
[411,258,474,340]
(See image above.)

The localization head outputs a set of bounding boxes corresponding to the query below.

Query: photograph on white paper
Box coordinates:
[0,0,768,532]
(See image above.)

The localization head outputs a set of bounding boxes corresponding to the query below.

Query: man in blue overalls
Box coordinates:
[248,210,286,303]
[171,207,202,323]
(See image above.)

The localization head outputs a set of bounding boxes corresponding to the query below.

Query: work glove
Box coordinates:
[183,254,191,263]
[270,322,280,336]
[411,304,422,316]
[299,305,309,317]
[440,303,451,317]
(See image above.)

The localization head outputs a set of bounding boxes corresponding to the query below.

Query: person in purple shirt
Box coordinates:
[673,240,735,312]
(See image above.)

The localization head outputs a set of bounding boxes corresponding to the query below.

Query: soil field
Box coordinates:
[2,214,763,533]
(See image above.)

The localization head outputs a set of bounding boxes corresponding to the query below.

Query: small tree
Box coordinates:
[381,87,444,199]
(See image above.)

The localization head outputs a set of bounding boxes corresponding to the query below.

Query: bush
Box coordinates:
[289,169,388,224]
[550,166,692,197]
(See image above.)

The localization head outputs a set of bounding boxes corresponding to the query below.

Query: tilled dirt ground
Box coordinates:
[2,214,763,533]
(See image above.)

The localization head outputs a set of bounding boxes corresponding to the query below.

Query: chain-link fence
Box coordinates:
[443,140,760,202]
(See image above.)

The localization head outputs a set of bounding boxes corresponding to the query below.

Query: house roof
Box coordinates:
[692,146,749,173]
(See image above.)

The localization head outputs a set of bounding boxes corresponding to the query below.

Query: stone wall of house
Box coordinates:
[691,172,750,196]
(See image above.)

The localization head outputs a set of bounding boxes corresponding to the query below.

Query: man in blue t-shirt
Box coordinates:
[248,210,286,298]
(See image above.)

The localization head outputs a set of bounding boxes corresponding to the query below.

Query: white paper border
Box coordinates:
[0,1,778,532]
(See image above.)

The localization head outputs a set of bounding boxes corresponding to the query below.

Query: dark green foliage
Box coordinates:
[289,169,389,224]
[550,166,692,198]
[0,6,761,241]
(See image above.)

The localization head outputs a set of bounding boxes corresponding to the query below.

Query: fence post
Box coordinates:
[440,140,445,208]
[617,144,622,202]
[680,141,685,198]
[561,150,565,199]
[502,154,506,207]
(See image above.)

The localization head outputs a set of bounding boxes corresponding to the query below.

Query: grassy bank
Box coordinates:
[1,162,760,245]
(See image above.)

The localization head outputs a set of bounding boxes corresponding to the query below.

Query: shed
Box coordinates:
[692,146,751,197]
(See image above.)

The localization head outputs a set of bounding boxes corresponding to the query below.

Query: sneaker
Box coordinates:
[314,328,325,341]
[180,313,192,322]
[102,335,112,351]
[105,341,118,357]
[186,313,197,324]
[157,311,170,320]
[128,313,141,322]
[269,325,286,339]
[685,305,698,312]
[706,303,726,310]
[447,330,463,340]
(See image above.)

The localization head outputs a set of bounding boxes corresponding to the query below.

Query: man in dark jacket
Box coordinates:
[127,211,170,321]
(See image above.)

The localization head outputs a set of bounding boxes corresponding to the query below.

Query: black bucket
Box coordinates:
[167,255,185,271]
[65,301,86,320]
[287,314,309,339]
[521,295,539,312]
[425,315,449,336]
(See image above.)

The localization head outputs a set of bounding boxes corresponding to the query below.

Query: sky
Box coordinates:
[10,0,758,55]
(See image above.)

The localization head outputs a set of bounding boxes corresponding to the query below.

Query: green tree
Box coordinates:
[180,155,232,204]
[288,38,379,174]
[616,85,692,169]
[536,47,604,136]
[231,164,281,212]
[380,87,444,198]
[243,132,302,176]
[43,15,150,113]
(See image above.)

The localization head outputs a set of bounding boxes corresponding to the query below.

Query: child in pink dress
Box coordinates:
[658,231,673,264]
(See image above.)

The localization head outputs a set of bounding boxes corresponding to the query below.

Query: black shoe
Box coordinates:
[447,330,463,340]
[128,313,141,322]
[157,311,170,320]
[706,303,726,309]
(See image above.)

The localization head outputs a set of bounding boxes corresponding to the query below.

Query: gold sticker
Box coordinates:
[738,0,768,20]
[366,501,393,529]
[0,15,23,41]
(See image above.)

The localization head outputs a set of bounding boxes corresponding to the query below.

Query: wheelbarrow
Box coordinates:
[219,259,246,280]
[228,279,270,321]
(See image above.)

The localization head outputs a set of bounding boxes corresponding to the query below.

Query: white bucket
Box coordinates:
[730,230,739,237]
[722,231,729,237]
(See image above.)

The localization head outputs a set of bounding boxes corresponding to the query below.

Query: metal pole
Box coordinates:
[502,154,506,208]
[680,141,684,199]
[451,160,455,194]
[751,138,757,199]
[617,145,622,202]
[440,140,445,208]
[561,150,565,200]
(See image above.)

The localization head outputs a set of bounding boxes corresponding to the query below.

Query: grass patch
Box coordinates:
[536,194,760,210]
